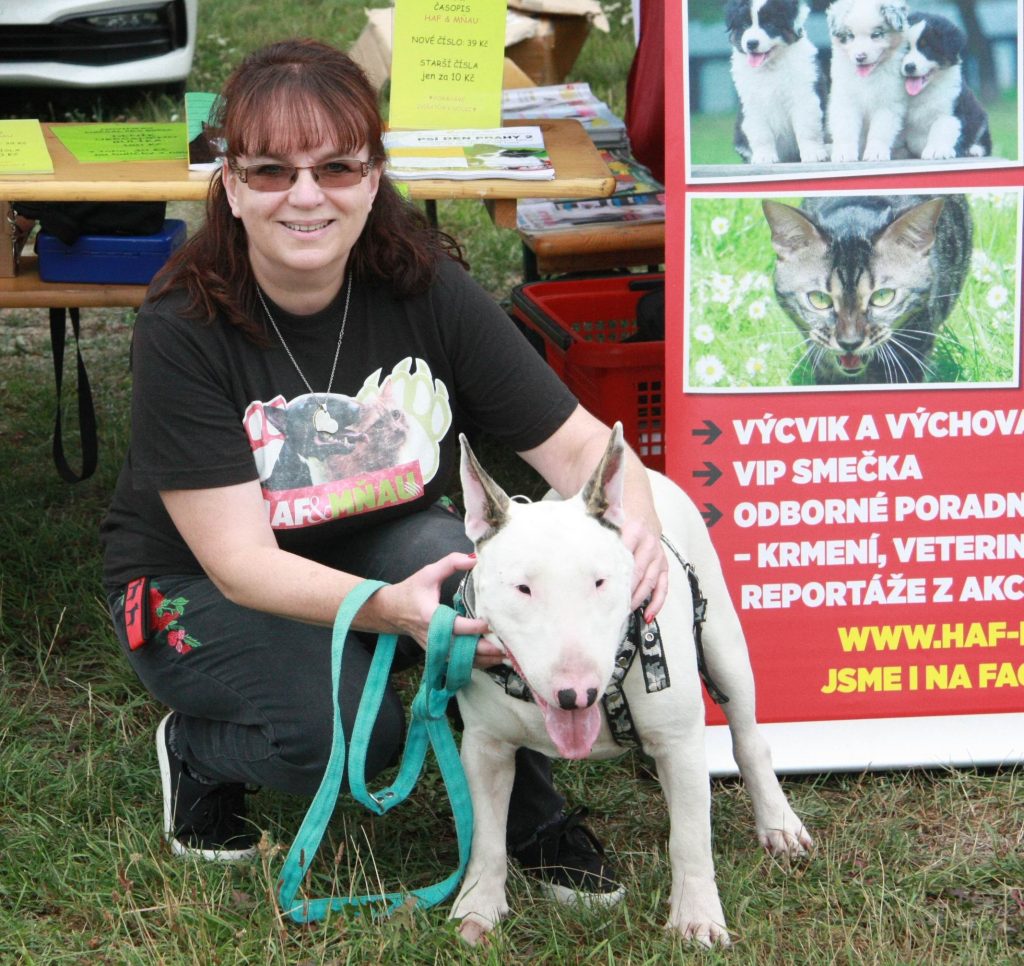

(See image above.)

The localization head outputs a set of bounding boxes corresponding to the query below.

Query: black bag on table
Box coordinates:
[14,201,166,246]
[14,201,167,482]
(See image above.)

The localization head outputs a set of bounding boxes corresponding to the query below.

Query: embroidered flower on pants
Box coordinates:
[153,593,202,655]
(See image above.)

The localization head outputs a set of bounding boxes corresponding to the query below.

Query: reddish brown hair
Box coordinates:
[154,38,464,341]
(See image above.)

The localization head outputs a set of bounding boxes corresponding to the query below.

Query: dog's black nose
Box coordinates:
[745,39,760,51]
[557,688,578,710]
[556,687,600,710]
[855,53,867,63]
[904,64,917,75]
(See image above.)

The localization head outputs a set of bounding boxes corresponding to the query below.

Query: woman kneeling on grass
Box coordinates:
[100,38,666,904]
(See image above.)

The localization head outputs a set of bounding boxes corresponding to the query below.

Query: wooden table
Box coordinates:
[0,118,615,309]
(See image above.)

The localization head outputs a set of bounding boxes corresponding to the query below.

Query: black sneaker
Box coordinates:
[510,806,625,907]
[156,713,259,861]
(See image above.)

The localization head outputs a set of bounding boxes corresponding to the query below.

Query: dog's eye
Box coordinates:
[807,290,833,310]
[595,578,605,589]
[516,584,531,596]
[870,288,896,307]
[871,29,884,40]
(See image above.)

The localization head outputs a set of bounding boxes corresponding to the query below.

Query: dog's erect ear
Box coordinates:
[882,3,909,33]
[459,433,511,544]
[581,423,627,530]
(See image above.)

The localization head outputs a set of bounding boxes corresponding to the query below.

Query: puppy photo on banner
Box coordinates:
[683,0,1022,181]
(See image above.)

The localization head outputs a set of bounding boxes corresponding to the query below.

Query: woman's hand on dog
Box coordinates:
[623,517,668,623]
[368,552,503,668]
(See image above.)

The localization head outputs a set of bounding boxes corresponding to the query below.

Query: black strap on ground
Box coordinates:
[49,306,98,483]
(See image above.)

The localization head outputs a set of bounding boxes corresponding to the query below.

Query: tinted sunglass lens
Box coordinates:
[248,165,296,190]
[316,161,363,186]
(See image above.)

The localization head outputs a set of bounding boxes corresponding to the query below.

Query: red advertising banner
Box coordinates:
[667,1,1024,772]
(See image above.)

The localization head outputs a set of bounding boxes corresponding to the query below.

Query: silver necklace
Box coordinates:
[256,272,353,435]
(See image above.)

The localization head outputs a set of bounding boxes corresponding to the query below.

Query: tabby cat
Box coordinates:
[762,195,973,384]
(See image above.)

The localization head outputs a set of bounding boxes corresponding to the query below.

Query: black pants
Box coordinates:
[107,503,564,844]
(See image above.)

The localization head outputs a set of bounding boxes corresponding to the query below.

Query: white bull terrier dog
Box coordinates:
[450,424,813,946]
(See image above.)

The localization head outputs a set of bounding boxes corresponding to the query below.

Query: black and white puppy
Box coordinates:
[726,0,829,164]
[827,0,909,162]
[901,11,991,159]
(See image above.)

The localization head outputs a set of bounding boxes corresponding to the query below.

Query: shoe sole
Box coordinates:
[538,880,627,908]
[156,713,259,862]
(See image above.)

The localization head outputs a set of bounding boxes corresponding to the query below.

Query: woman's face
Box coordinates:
[222,140,381,296]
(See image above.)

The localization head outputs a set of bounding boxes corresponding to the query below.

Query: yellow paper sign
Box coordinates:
[0,119,54,174]
[52,123,187,163]
[389,0,507,130]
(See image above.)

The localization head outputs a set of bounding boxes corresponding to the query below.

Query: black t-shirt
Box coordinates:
[100,257,577,592]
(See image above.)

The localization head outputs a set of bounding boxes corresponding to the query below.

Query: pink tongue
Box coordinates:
[541,703,602,759]
[905,76,926,96]
[747,52,767,68]
[856,64,875,78]
[840,353,861,369]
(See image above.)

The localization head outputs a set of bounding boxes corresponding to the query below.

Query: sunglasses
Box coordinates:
[230,157,376,192]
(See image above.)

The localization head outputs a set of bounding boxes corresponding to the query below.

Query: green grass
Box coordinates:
[1,1,1022,962]
[689,89,1021,168]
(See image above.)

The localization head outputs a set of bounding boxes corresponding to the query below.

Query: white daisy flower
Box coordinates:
[710,273,733,303]
[986,285,1009,310]
[745,356,767,377]
[696,355,725,385]
[693,324,715,344]
[748,299,769,320]
[710,216,730,237]
[972,250,997,283]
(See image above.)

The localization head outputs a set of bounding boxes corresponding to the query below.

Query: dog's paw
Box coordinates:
[668,883,730,947]
[750,150,780,165]
[830,146,860,162]
[760,822,815,859]
[456,914,497,946]
[922,144,956,160]
[801,144,830,163]
[862,144,893,161]
[667,915,731,948]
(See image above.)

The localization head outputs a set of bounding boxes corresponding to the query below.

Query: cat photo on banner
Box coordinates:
[684,188,1022,391]
[683,0,1022,183]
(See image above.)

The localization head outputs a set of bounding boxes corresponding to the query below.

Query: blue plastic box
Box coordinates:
[36,219,187,284]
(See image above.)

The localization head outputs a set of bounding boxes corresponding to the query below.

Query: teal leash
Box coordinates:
[276,579,478,923]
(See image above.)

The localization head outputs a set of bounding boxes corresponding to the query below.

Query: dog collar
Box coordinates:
[455,550,728,751]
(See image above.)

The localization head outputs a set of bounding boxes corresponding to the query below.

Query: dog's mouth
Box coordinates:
[746,49,773,69]
[499,643,603,760]
[855,61,878,78]
[904,72,932,96]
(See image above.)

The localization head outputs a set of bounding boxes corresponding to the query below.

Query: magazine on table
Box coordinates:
[501,82,627,148]
[601,148,664,195]
[517,190,666,234]
[383,127,554,181]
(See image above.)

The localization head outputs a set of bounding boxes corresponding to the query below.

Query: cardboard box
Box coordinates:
[349,2,606,91]
[36,219,187,285]
[348,7,394,93]
[504,13,592,86]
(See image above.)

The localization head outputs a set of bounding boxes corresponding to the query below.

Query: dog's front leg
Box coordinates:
[921,116,962,159]
[862,108,905,161]
[741,117,781,166]
[649,731,730,947]
[449,729,516,945]
[827,94,862,162]
[795,112,830,163]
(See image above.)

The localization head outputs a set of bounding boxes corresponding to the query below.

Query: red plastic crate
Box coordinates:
[510,273,665,471]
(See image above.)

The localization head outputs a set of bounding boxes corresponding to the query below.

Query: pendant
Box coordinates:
[313,405,339,435]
